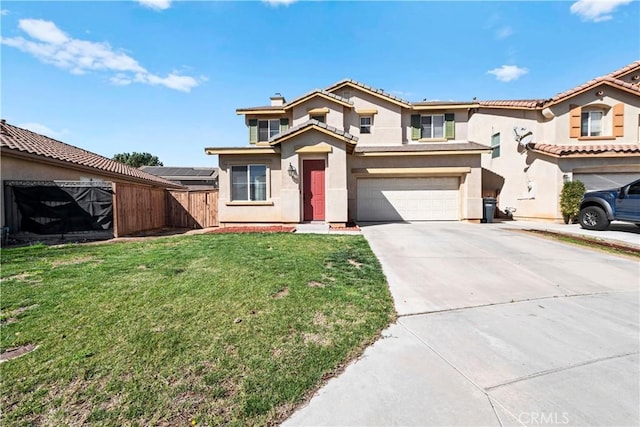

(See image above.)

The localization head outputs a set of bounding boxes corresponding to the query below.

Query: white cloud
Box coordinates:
[1,9,9,16]
[18,122,66,139]
[496,26,514,39]
[2,18,203,92]
[18,18,69,44]
[487,65,528,82]
[262,0,298,6]
[570,0,633,22]
[136,0,171,11]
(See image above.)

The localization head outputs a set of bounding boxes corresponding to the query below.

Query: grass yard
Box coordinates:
[0,233,395,426]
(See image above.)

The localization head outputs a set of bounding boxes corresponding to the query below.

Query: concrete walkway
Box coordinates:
[283,222,640,426]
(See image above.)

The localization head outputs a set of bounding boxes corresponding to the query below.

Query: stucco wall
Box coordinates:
[218,131,350,225]
[217,154,282,223]
[342,90,403,145]
[402,110,470,144]
[473,87,640,220]
[545,89,640,144]
[292,98,344,130]
[280,131,349,224]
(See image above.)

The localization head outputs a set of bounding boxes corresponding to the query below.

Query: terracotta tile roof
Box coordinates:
[269,119,358,145]
[1,120,182,187]
[412,100,478,107]
[286,89,353,107]
[355,142,491,153]
[478,99,545,108]
[326,79,411,106]
[528,142,640,157]
[547,76,640,105]
[608,60,640,79]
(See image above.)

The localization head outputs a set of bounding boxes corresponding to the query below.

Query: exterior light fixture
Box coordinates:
[288,163,297,178]
[596,90,604,96]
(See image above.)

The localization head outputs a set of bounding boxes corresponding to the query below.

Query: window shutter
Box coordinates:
[569,105,581,138]
[613,103,624,137]
[280,118,289,134]
[248,119,258,144]
[444,113,455,139]
[411,114,421,140]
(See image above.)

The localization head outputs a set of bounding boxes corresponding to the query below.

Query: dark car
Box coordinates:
[578,178,640,230]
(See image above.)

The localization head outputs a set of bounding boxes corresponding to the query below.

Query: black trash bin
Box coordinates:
[482,197,497,223]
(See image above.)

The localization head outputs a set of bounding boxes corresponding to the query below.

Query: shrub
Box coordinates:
[560,180,586,224]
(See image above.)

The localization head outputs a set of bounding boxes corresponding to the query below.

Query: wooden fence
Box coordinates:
[113,183,218,237]
[167,190,218,229]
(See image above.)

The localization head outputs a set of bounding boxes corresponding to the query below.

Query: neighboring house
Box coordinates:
[139,166,219,190]
[1,120,182,232]
[477,61,640,220]
[206,81,491,226]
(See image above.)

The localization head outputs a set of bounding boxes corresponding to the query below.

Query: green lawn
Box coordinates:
[0,233,395,426]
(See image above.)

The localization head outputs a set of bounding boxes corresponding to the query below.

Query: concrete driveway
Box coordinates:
[284,222,639,426]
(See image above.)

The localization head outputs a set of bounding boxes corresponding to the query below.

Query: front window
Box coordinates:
[231,165,267,201]
[581,111,603,137]
[258,119,280,142]
[360,116,372,134]
[421,115,444,139]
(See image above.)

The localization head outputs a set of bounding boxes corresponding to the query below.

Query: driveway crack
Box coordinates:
[398,290,636,318]
[399,319,522,427]
[485,351,639,391]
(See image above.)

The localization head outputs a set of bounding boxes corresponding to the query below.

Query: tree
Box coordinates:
[112,152,163,168]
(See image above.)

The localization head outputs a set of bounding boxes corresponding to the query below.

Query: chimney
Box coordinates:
[270,93,286,106]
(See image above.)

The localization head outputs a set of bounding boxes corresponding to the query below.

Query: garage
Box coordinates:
[573,173,640,191]
[357,177,459,221]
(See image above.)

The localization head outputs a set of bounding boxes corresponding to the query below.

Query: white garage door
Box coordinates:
[573,173,640,191]
[357,177,459,221]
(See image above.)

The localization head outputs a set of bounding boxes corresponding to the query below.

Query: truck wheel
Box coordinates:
[579,206,610,231]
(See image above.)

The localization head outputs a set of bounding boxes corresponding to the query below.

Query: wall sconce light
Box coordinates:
[596,90,604,96]
[288,162,297,179]
[563,174,571,183]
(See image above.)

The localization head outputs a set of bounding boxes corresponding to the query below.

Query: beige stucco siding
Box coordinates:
[279,131,349,223]
[348,154,483,221]
[343,90,403,145]
[545,89,640,144]
[217,154,282,224]
[291,99,344,130]
[218,131,350,225]
[474,88,640,220]
[402,110,471,144]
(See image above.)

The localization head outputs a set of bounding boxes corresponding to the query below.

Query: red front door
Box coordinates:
[303,160,325,221]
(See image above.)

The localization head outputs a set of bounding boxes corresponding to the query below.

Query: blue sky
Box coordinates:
[1,0,638,167]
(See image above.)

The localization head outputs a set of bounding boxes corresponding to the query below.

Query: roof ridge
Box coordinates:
[268,119,358,144]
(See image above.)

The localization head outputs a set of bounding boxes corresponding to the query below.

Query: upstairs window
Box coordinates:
[258,119,280,142]
[360,116,372,134]
[310,115,326,123]
[421,115,444,139]
[581,110,603,137]
[491,132,501,158]
[231,165,268,201]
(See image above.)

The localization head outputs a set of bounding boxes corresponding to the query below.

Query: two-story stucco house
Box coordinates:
[206,61,640,226]
[205,80,492,226]
[476,61,640,220]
